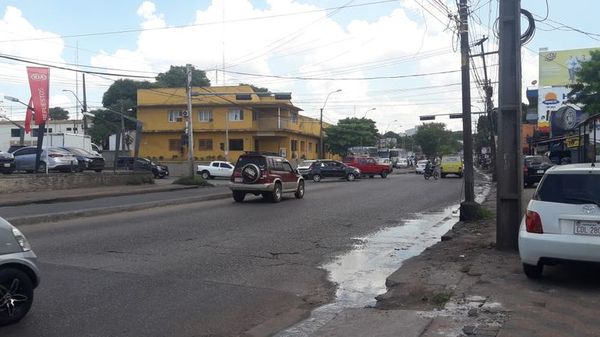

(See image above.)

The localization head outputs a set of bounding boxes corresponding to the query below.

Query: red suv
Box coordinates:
[343,156,392,178]
[229,153,305,203]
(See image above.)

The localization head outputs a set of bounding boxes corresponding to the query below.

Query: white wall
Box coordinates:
[0,119,82,151]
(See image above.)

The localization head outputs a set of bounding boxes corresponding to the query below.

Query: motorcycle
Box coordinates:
[423,165,439,180]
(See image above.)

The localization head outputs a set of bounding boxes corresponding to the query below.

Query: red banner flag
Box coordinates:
[24,97,33,134]
[26,67,49,125]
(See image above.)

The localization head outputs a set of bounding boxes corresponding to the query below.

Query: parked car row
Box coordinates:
[0,146,106,174]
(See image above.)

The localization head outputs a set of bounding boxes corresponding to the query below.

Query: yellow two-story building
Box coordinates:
[137,85,326,162]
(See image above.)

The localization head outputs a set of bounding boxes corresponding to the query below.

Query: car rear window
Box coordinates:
[536,173,600,205]
[235,156,267,170]
[443,156,460,163]
[525,156,552,165]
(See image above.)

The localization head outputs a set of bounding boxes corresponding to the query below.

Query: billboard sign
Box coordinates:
[539,48,599,87]
[538,86,587,136]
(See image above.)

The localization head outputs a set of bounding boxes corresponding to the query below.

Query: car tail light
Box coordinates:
[49,153,64,158]
[231,169,242,182]
[525,210,543,234]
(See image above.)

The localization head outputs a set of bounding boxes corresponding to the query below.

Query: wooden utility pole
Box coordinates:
[458,0,478,220]
[496,0,523,250]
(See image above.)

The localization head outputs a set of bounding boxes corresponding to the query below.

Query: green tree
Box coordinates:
[49,107,69,120]
[569,50,600,114]
[156,65,211,88]
[86,109,121,148]
[239,83,269,93]
[414,123,460,158]
[325,118,379,157]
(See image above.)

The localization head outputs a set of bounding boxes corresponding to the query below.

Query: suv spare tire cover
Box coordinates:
[242,164,261,183]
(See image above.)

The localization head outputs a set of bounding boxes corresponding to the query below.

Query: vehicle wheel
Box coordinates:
[380,171,388,179]
[232,191,245,202]
[200,171,210,180]
[295,180,305,199]
[271,182,282,203]
[441,173,446,178]
[0,268,34,327]
[522,263,543,279]
[346,173,356,181]
[369,175,374,179]
[313,174,322,182]
[94,169,103,173]
[458,173,463,178]
[424,174,430,180]
[433,172,439,180]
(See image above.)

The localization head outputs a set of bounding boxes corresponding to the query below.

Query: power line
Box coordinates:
[220,68,462,81]
[0,0,401,43]
[0,53,156,78]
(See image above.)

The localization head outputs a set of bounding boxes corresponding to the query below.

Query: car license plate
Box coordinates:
[234,177,242,183]
[536,170,544,174]
[3,163,9,167]
[574,221,600,236]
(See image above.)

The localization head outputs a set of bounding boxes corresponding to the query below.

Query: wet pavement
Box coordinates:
[276,175,491,336]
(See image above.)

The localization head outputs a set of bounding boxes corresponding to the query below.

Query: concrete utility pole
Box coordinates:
[458,0,477,220]
[319,89,341,159]
[496,0,523,250]
[186,64,195,177]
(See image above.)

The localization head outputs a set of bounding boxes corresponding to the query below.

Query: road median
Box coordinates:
[7,191,232,226]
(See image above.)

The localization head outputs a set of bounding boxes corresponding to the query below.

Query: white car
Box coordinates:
[297,160,316,176]
[415,160,429,174]
[519,164,600,278]
[197,161,234,179]
[395,158,408,168]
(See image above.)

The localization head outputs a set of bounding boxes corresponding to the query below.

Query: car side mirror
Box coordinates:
[294,168,299,175]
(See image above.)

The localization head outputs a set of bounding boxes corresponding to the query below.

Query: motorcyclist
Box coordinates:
[424,160,433,175]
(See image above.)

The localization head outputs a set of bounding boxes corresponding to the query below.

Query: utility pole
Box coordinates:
[186,64,195,177]
[82,73,88,134]
[474,37,497,181]
[319,107,324,159]
[458,0,477,220]
[497,0,522,250]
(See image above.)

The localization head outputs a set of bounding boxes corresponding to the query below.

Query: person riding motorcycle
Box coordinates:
[424,160,434,175]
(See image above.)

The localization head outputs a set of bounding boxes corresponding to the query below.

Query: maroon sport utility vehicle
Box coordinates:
[229,153,305,203]
[342,156,392,178]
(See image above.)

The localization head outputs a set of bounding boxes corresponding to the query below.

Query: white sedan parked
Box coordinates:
[197,161,234,179]
[519,164,600,278]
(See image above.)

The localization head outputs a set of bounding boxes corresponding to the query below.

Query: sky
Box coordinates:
[0,0,598,133]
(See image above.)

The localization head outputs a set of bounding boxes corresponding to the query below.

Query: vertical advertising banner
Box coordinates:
[26,67,50,125]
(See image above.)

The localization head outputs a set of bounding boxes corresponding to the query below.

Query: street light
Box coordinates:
[319,89,342,159]
[62,89,85,132]
[363,107,376,119]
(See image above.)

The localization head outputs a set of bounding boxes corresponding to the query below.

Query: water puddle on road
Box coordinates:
[275,179,491,337]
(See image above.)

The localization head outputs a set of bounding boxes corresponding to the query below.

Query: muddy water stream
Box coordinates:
[276,178,491,337]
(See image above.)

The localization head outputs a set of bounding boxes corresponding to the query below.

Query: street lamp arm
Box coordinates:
[61,89,85,108]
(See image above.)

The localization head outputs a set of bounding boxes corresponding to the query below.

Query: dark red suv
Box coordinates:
[343,156,392,178]
[229,153,305,203]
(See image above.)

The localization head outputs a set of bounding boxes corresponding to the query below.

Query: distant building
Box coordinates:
[0,119,82,151]
[405,127,419,137]
[136,85,328,162]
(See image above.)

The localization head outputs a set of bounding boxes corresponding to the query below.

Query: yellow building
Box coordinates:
[137,85,326,162]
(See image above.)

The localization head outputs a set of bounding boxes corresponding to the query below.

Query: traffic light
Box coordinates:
[449,113,464,119]
[419,115,435,121]
[274,92,292,100]
[235,93,252,100]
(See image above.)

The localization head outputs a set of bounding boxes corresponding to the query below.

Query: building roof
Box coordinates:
[137,85,302,111]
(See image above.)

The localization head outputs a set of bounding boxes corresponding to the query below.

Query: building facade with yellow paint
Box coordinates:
[137,85,326,162]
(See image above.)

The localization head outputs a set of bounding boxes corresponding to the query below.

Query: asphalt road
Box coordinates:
[3,174,465,337]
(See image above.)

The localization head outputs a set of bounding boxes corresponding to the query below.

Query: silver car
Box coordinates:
[12,146,78,173]
[0,217,39,326]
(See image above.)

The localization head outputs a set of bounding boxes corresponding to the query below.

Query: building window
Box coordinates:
[198,139,213,150]
[168,110,183,122]
[169,139,182,151]
[229,139,244,151]
[228,109,244,121]
[198,110,212,122]
[301,141,305,152]
[10,128,20,137]
[291,112,298,124]
[308,142,313,152]
[291,140,298,152]
[252,111,258,121]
